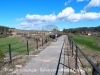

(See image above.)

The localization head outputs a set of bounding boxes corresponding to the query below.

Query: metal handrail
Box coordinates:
[68,35,100,75]
[55,41,65,75]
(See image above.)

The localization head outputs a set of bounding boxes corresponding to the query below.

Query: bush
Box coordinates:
[0,48,5,62]
[0,35,8,38]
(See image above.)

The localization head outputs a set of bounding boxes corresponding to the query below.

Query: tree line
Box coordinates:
[0,25,15,38]
[63,25,100,34]
[0,26,9,32]
[0,25,15,32]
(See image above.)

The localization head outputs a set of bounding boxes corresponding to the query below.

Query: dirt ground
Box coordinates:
[0,40,51,75]
[78,45,100,66]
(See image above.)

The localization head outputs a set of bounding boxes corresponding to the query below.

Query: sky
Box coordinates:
[0,0,100,31]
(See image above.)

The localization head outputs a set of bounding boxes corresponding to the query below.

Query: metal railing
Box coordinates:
[55,35,100,75]
[68,35,100,75]
[55,41,65,75]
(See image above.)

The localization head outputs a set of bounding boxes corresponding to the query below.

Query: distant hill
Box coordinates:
[0,25,16,38]
[63,25,100,33]
[0,25,15,32]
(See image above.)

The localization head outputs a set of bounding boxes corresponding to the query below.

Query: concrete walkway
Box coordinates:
[11,35,66,75]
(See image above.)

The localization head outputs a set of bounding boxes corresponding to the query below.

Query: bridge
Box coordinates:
[1,35,100,75]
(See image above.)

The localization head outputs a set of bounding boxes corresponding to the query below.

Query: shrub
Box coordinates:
[0,35,8,38]
[0,48,5,62]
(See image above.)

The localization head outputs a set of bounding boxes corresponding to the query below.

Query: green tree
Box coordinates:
[63,28,66,33]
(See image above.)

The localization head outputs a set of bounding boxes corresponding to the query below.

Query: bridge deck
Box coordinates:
[11,35,84,75]
[11,35,65,75]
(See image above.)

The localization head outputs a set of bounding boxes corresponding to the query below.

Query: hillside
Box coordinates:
[63,25,100,33]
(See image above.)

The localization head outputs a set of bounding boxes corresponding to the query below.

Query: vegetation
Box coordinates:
[72,35,100,51]
[0,37,20,45]
[0,37,33,54]
[0,48,5,62]
[0,25,15,38]
[63,25,100,34]
[42,24,58,31]
[0,26,9,32]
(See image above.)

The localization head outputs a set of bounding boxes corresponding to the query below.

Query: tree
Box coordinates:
[42,24,58,35]
[43,24,58,31]
[0,25,9,32]
[52,28,59,34]
[63,28,67,33]
[9,30,12,33]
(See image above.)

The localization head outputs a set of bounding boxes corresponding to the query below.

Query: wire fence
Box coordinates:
[0,36,52,69]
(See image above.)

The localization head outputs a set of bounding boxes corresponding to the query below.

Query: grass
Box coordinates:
[0,37,20,45]
[0,37,34,54]
[72,35,100,75]
[72,35,100,52]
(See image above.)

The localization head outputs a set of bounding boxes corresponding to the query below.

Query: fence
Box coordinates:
[55,35,100,75]
[0,36,51,69]
[68,35,100,75]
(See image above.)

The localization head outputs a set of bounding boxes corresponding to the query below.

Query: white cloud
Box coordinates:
[84,0,100,10]
[18,21,42,29]
[64,0,72,6]
[57,7,74,18]
[25,14,56,23]
[17,7,100,29]
[18,14,56,29]
[57,7,81,22]
[80,10,86,14]
[82,12,100,20]
[57,7,100,22]
[18,20,48,29]
[15,18,24,21]
[77,0,89,2]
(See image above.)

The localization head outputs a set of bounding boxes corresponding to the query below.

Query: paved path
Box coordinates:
[12,35,66,75]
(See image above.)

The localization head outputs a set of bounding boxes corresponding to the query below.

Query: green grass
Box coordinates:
[0,37,20,45]
[72,35,100,51]
[0,37,34,54]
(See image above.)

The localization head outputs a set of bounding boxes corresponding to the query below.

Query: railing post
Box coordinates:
[55,42,64,75]
[92,68,97,75]
[75,46,78,71]
[46,37,47,44]
[63,46,65,75]
[42,38,43,46]
[8,44,12,62]
[69,37,71,49]
[48,36,49,42]
[36,39,38,50]
[70,38,72,49]
[92,61,98,75]
[27,41,29,55]
[72,41,73,57]
[68,54,70,75]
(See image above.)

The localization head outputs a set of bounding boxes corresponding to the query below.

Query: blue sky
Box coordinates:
[0,0,100,30]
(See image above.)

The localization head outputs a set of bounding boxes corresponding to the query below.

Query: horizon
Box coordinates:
[0,0,100,31]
